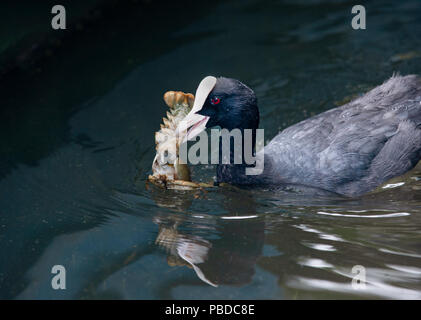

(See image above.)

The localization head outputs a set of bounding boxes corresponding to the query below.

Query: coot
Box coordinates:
[176,75,421,197]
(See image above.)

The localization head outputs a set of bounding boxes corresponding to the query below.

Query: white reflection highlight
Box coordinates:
[317,211,410,218]
[382,182,405,189]
[220,215,258,220]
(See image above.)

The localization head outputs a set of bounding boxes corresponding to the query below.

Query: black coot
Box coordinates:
[178,75,421,197]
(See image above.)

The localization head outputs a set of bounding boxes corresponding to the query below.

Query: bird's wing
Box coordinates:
[338,120,421,196]
[265,75,421,195]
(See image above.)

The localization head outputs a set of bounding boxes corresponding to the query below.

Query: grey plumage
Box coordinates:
[263,74,421,196]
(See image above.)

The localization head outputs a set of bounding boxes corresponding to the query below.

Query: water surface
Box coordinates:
[1,0,421,299]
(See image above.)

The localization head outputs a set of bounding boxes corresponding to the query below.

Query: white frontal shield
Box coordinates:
[176,76,217,144]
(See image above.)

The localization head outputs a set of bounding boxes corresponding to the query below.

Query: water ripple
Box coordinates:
[316,211,410,218]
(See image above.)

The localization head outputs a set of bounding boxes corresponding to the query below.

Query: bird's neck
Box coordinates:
[216,128,258,185]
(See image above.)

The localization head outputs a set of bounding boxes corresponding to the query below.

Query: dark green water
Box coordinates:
[1,0,421,299]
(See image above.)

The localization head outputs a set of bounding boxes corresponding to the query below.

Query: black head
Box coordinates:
[196,77,259,131]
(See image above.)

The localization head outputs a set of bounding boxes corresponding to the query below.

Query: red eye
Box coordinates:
[211,97,221,105]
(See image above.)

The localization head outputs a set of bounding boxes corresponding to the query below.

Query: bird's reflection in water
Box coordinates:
[149,184,265,287]
[147,176,421,297]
